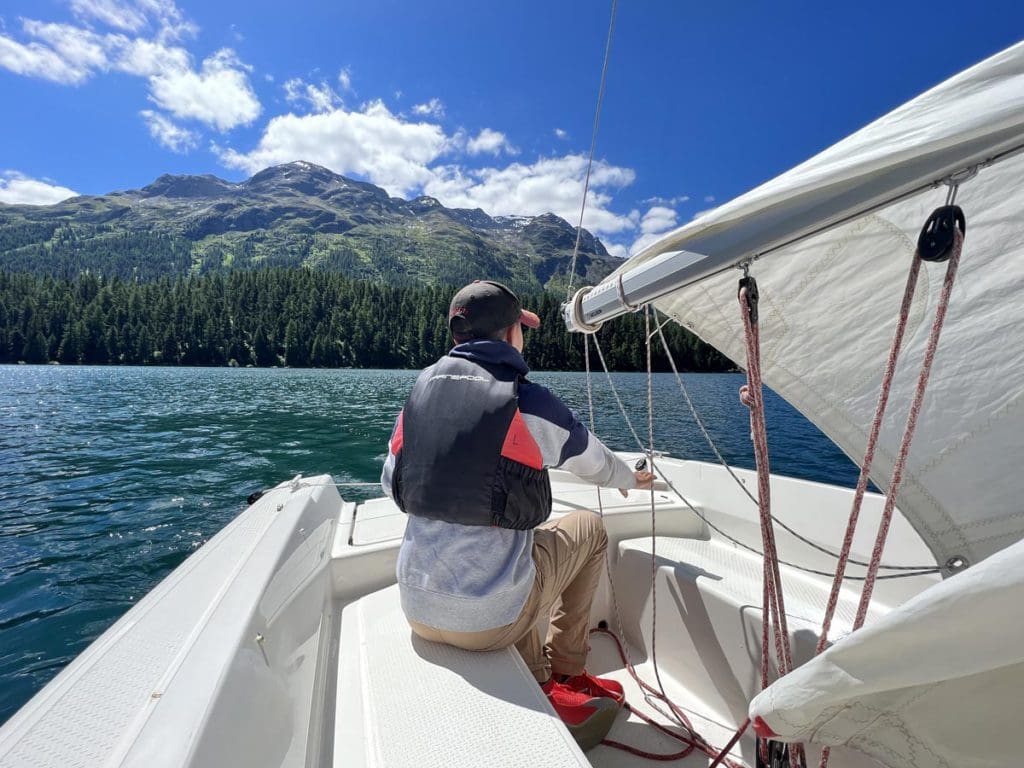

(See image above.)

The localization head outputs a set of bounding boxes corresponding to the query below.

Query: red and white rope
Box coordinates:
[817,225,965,768]
[738,283,803,768]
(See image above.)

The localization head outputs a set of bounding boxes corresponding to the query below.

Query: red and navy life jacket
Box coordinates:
[390,353,552,529]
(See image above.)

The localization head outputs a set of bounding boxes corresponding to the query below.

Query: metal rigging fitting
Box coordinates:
[563,286,603,334]
[616,273,643,313]
[738,274,759,325]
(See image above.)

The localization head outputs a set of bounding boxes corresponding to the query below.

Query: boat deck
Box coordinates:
[0,459,940,767]
[327,460,908,768]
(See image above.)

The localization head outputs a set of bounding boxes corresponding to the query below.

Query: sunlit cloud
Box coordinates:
[284,76,342,113]
[628,205,681,255]
[0,1,260,137]
[216,99,448,196]
[424,155,636,236]
[69,0,147,33]
[411,97,445,119]
[140,109,199,153]
[147,48,261,131]
[0,171,79,205]
[337,67,353,92]
[465,128,517,156]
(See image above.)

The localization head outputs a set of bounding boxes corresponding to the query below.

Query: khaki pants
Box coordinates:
[408,509,608,683]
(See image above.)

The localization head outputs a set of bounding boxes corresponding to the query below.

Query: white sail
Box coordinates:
[748,536,1024,768]
[596,41,1024,569]
[573,40,1024,768]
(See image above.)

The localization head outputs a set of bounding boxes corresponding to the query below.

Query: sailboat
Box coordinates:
[2,39,1023,768]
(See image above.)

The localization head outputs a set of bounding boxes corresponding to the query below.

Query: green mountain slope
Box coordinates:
[0,162,619,292]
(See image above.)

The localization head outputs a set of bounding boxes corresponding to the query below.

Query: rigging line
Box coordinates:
[584,334,638,675]
[590,332,647,450]
[644,305,680,727]
[587,332,940,581]
[815,247,924,658]
[565,0,618,301]
[650,308,936,573]
[739,278,803,768]
[815,213,967,768]
[586,332,720,757]
[852,226,965,626]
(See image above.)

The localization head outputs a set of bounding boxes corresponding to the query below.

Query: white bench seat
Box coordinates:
[333,584,590,768]
[613,536,888,728]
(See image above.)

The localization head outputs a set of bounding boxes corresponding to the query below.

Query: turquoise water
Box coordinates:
[0,365,857,724]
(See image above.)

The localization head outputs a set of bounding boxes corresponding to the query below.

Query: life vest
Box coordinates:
[392,355,552,529]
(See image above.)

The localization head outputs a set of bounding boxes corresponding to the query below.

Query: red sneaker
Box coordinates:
[558,670,626,707]
[541,677,620,751]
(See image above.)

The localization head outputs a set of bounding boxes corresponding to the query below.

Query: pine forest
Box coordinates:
[0,270,732,372]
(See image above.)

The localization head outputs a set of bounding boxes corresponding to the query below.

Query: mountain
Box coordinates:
[0,162,619,292]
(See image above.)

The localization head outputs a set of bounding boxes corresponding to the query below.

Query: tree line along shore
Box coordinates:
[0,270,732,372]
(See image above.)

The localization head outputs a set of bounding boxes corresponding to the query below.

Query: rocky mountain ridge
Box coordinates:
[0,162,617,292]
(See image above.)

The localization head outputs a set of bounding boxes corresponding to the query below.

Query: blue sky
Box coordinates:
[2,0,1023,256]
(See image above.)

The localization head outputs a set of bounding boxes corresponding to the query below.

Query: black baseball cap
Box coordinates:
[448,280,541,340]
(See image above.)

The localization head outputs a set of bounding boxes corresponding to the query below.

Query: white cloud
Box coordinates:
[220,92,639,236]
[112,37,190,76]
[466,128,517,156]
[0,2,256,138]
[148,48,261,131]
[4,19,190,80]
[554,128,568,140]
[704,194,715,203]
[643,193,690,206]
[135,0,198,42]
[424,154,636,236]
[69,0,147,32]
[218,99,638,236]
[66,0,195,41]
[284,76,341,113]
[640,206,678,234]
[21,20,110,73]
[0,28,94,84]
[337,67,352,92]
[140,109,198,152]
[0,171,79,205]
[216,100,449,196]
[411,97,445,119]
[603,241,628,258]
[628,205,681,255]
[10,19,191,80]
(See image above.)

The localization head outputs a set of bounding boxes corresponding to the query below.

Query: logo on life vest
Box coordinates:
[429,374,487,382]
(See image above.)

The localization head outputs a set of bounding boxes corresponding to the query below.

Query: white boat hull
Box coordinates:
[0,457,939,767]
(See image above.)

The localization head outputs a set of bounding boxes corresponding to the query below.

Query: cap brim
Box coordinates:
[519,309,541,328]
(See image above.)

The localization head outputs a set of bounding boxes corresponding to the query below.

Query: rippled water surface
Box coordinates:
[0,365,858,724]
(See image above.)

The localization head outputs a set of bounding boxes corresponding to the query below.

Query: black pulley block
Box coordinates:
[918,205,965,262]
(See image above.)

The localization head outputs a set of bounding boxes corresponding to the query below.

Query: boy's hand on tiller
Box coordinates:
[619,470,656,497]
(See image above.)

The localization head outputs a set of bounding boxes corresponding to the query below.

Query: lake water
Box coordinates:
[0,365,858,724]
